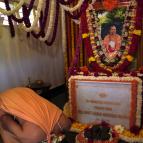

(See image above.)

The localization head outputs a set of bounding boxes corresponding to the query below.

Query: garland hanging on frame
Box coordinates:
[79,0,143,73]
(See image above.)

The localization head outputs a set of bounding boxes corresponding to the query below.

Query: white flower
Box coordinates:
[114,125,124,134]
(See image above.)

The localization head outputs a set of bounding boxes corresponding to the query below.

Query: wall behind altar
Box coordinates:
[0,25,65,92]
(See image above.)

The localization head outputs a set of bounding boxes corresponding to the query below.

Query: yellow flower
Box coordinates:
[94,33,98,37]
[107,68,112,72]
[114,125,124,134]
[82,33,89,39]
[128,41,132,45]
[93,50,97,54]
[133,29,141,36]
[126,55,134,62]
[88,57,96,63]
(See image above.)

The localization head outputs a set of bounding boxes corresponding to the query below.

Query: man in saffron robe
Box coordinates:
[0,87,71,143]
[103,25,122,59]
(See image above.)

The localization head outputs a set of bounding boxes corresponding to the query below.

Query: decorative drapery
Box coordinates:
[137,20,143,68]
[64,0,89,80]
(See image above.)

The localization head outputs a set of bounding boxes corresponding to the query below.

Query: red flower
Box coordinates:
[80,66,89,73]
[102,0,118,11]
[130,71,137,77]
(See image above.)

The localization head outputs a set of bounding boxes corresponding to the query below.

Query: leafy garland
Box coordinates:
[86,0,137,72]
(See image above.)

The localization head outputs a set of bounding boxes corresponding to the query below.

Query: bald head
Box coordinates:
[109,25,117,35]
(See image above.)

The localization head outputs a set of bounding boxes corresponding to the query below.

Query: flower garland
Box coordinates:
[59,0,74,5]
[60,0,84,13]
[86,0,137,72]
[0,0,89,46]
[116,125,143,142]
[16,0,44,32]
[65,0,88,20]
[10,0,35,23]
[31,0,86,44]
[114,125,143,142]
[31,0,50,38]
[4,0,15,37]
[45,2,59,46]
[0,0,25,16]
[39,0,56,41]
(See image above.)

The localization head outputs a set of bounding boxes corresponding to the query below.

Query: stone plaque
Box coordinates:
[69,76,142,129]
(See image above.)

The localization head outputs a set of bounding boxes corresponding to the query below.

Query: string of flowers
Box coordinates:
[16,0,44,32]
[0,0,24,16]
[31,0,50,38]
[60,0,84,13]
[80,2,116,75]
[22,5,31,28]
[39,0,56,41]
[4,0,15,37]
[45,1,59,46]
[0,0,90,46]
[59,0,75,5]
[65,0,88,20]
[85,0,141,72]
[118,0,143,71]
[11,0,36,23]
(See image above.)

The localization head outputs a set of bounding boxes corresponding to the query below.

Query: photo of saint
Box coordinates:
[102,25,122,59]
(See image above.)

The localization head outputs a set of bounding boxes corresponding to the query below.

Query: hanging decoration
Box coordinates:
[0,0,87,45]
[4,0,15,37]
[17,0,44,32]
[60,0,84,13]
[0,0,24,15]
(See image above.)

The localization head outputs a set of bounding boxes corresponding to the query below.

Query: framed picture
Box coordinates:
[86,0,139,71]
